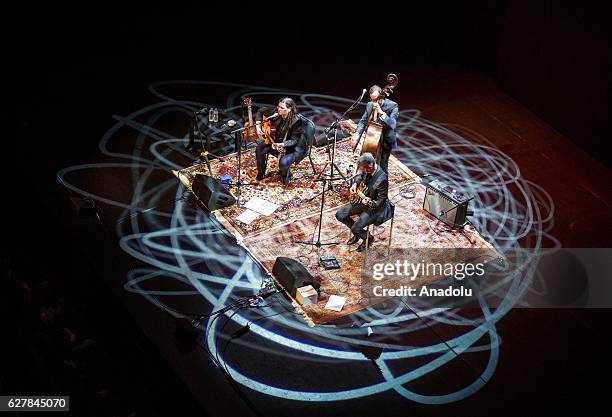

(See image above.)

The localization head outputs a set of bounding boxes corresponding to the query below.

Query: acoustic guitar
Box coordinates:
[258,114,276,144]
[349,177,376,208]
[242,97,277,144]
[242,97,258,142]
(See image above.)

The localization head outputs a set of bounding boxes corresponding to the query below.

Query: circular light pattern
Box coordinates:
[57,81,556,404]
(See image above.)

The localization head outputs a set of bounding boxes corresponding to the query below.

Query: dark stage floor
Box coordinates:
[5,5,612,412]
[5,59,611,417]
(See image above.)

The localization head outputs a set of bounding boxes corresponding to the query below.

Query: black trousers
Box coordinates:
[335,203,376,240]
[379,145,392,173]
[255,141,296,183]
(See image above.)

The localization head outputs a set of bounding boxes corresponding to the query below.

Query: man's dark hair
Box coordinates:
[357,152,376,168]
[279,97,298,119]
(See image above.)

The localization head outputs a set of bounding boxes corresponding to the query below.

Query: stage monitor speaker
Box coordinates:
[272,257,321,298]
[423,183,468,229]
[313,133,331,148]
[192,174,236,211]
[313,131,351,148]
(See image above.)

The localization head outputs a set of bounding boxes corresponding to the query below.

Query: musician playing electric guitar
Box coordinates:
[335,152,393,252]
[254,97,309,185]
[350,85,399,173]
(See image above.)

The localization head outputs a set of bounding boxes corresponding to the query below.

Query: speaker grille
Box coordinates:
[423,186,467,228]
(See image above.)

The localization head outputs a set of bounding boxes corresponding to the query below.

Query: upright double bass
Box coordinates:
[344,73,399,158]
[360,73,399,158]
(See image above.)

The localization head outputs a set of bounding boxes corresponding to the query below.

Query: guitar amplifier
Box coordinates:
[423,179,470,228]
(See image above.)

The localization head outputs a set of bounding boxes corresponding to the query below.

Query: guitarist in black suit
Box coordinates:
[351,85,399,173]
[335,153,393,252]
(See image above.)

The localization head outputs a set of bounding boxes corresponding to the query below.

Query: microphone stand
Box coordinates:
[310,90,366,198]
[186,110,207,152]
[199,122,232,175]
[227,120,272,207]
[295,176,341,255]
[189,109,211,168]
[295,91,366,256]
[189,109,229,176]
[352,107,373,154]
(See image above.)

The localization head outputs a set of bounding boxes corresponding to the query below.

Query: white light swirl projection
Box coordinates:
[57,81,556,405]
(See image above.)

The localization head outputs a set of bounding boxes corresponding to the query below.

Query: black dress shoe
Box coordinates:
[346,235,360,245]
[356,235,374,252]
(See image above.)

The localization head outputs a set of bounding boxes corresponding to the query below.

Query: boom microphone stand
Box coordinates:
[187,109,225,175]
[309,89,367,199]
[295,176,341,255]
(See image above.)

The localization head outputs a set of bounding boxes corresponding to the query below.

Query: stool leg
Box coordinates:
[363,224,371,265]
[387,214,395,256]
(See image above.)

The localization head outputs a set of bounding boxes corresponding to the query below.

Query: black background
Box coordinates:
[4,2,612,416]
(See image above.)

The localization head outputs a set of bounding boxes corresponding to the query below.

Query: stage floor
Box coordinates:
[175,142,499,325]
[26,69,612,416]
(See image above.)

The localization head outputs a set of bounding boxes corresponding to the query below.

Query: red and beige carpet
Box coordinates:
[175,141,498,325]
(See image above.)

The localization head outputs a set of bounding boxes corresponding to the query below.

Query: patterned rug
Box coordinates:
[175,140,418,239]
[174,142,499,325]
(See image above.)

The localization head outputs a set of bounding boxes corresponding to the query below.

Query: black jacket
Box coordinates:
[356,167,393,225]
[354,98,399,150]
[256,108,310,163]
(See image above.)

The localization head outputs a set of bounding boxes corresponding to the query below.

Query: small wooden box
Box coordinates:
[296,285,318,306]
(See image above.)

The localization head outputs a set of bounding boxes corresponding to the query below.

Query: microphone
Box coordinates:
[344,172,362,182]
[195,107,208,114]
[359,88,367,101]
[266,112,279,120]
[215,119,236,131]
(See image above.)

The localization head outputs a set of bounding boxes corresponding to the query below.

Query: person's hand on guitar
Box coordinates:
[271,142,284,152]
[349,182,357,195]
[361,196,374,207]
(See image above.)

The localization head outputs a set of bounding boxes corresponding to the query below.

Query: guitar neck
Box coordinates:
[247,105,254,125]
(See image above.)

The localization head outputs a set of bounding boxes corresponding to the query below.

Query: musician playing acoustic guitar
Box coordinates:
[335,152,393,252]
[254,97,309,185]
[350,85,399,173]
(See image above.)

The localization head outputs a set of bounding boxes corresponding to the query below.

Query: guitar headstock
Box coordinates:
[243,97,252,108]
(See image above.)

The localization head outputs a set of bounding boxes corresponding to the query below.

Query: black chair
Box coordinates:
[299,115,317,174]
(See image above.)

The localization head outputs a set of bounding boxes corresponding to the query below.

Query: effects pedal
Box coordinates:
[319,255,340,270]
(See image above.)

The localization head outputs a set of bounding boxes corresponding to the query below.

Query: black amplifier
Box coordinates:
[422,179,472,228]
